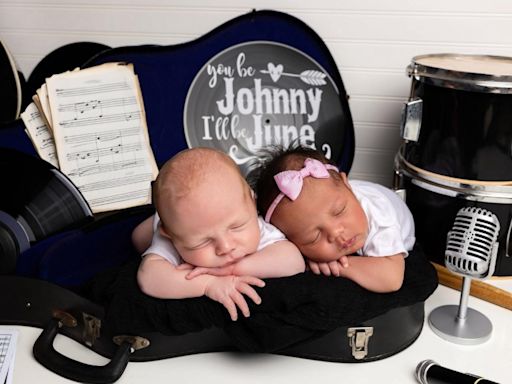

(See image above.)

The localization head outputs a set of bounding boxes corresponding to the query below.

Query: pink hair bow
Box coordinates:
[264,158,338,222]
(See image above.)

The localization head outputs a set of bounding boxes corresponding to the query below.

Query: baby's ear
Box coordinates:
[248,188,258,206]
[340,172,352,190]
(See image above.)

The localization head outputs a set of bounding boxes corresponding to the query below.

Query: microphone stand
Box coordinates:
[429,273,493,345]
[429,261,496,345]
[457,276,471,322]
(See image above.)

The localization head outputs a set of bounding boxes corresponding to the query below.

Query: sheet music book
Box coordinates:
[34,83,53,131]
[23,62,158,213]
[0,329,18,384]
[21,102,59,167]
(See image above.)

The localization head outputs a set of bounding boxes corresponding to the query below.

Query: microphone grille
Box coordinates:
[445,207,500,277]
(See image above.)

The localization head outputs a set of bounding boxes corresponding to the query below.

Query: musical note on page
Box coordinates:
[46,63,158,213]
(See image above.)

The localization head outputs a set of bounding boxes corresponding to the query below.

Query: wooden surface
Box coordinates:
[433,262,512,311]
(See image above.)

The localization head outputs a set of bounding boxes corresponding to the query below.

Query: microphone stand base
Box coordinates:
[428,305,492,345]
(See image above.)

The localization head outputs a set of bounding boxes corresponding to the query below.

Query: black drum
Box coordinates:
[0,148,93,274]
[395,53,512,276]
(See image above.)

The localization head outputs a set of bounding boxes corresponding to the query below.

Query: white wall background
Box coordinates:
[1,0,511,186]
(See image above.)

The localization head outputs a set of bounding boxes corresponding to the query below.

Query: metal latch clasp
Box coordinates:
[347,327,373,360]
[83,313,101,347]
[113,335,150,352]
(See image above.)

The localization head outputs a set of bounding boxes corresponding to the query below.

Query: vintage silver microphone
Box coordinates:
[428,207,500,345]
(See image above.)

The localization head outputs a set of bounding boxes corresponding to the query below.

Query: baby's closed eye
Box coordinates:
[186,239,212,250]
[333,205,346,216]
[303,231,321,245]
[230,220,249,231]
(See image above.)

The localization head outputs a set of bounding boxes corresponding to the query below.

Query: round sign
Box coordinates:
[184,41,349,175]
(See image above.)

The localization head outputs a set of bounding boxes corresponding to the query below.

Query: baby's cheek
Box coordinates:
[302,246,334,263]
[248,229,261,253]
[357,233,368,249]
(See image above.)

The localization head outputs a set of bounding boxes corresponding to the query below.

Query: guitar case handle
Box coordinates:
[33,318,132,384]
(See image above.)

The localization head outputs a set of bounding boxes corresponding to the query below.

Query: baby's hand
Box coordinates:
[338,255,349,268]
[175,263,194,271]
[204,276,265,321]
[185,265,235,279]
[308,256,349,277]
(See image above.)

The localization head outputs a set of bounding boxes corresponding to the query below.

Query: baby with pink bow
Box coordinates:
[252,145,415,293]
[133,147,305,321]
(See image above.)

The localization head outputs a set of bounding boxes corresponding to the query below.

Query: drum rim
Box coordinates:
[407,53,512,94]
[395,151,512,204]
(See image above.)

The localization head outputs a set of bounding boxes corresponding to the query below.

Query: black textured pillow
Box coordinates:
[88,245,438,353]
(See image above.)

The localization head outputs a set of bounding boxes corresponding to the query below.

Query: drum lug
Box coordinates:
[393,157,405,192]
[400,98,422,142]
[506,218,512,258]
[347,327,373,360]
[394,188,407,202]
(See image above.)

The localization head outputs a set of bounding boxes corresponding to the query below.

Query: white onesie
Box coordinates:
[350,180,415,258]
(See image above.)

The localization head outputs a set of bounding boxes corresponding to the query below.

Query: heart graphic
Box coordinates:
[267,63,283,82]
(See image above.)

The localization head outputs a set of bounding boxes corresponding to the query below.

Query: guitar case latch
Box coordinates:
[347,327,374,360]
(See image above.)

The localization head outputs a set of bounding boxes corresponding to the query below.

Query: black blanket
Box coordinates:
[87,246,437,353]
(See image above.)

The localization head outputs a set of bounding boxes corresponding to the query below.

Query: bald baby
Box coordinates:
[154,148,252,231]
[133,147,305,321]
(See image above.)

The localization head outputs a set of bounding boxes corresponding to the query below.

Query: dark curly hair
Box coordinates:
[248,144,340,218]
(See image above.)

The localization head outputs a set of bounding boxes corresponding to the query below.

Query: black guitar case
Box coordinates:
[0,9,438,384]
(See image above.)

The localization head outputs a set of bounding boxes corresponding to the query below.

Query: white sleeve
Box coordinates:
[257,216,286,250]
[363,223,409,258]
[141,213,182,266]
[355,184,410,258]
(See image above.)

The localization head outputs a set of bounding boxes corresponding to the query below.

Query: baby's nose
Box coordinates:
[215,237,236,256]
[327,225,344,243]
